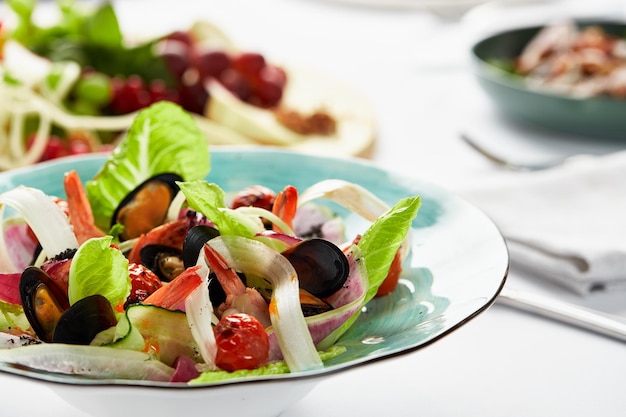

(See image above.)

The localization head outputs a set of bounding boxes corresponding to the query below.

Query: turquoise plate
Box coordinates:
[0,149,508,417]
[471,20,626,140]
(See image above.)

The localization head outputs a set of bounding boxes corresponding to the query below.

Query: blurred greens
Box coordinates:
[4,0,172,83]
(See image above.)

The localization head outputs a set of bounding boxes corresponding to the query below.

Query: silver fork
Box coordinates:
[460,132,567,171]
[498,288,626,343]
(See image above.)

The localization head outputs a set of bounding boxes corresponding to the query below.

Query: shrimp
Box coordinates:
[272,185,298,233]
[63,170,106,245]
[516,21,578,74]
[203,243,271,328]
[127,218,189,264]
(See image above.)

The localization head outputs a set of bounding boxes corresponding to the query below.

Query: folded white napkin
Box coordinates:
[458,150,626,295]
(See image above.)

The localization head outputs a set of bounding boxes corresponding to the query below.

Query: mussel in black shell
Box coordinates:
[53,294,117,345]
[140,244,185,282]
[20,266,70,343]
[182,225,220,268]
[299,289,333,316]
[282,238,350,299]
[112,173,183,241]
[20,268,117,344]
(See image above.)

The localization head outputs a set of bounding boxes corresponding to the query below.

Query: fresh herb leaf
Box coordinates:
[82,2,122,47]
[5,1,170,82]
[81,41,173,84]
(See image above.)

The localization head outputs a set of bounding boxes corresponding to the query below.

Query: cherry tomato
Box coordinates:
[214,313,269,372]
[127,263,163,305]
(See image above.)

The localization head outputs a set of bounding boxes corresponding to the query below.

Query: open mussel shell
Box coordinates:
[20,266,70,343]
[282,238,350,299]
[182,225,220,268]
[299,289,333,317]
[140,244,185,282]
[112,173,183,241]
[53,294,117,345]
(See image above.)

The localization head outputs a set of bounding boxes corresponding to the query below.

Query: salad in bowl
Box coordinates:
[0,101,419,383]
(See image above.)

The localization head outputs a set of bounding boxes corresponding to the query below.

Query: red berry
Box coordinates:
[179,69,209,114]
[148,79,167,102]
[164,30,195,46]
[195,49,231,80]
[34,135,68,161]
[218,68,251,101]
[232,52,266,77]
[254,77,283,108]
[260,65,287,89]
[156,39,192,81]
[109,75,152,114]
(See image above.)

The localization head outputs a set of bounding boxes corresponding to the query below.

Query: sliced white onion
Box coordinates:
[0,343,174,381]
[298,179,412,261]
[298,179,389,222]
[0,332,39,349]
[166,190,188,223]
[234,206,294,235]
[0,186,78,271]
[184,255,218,370]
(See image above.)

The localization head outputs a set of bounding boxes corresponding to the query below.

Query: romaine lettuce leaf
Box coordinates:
[86,102,211,229]
[68,236,130,310]
[177,180,264,237]
[357,195,421,304]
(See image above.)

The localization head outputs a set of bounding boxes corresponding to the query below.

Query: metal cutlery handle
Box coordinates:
[497,288,626,343]
[460,133,566,171]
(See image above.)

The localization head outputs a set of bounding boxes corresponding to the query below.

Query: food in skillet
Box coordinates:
[511,21,626,98]
[0,0,375,170]
[0,102,419,383]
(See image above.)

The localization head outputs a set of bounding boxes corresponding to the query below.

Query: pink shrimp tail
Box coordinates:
[63,170,106,245]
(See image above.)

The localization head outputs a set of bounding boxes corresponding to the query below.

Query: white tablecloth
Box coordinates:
[2,0,626,416]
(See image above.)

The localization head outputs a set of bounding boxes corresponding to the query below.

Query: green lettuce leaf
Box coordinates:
[177,180,264,237]
[190,345,345,384]
[0,300,29,333]
[357,195,421,304]
[86,102,211,229]
[68,236,130,309]
[82,2,122,48]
